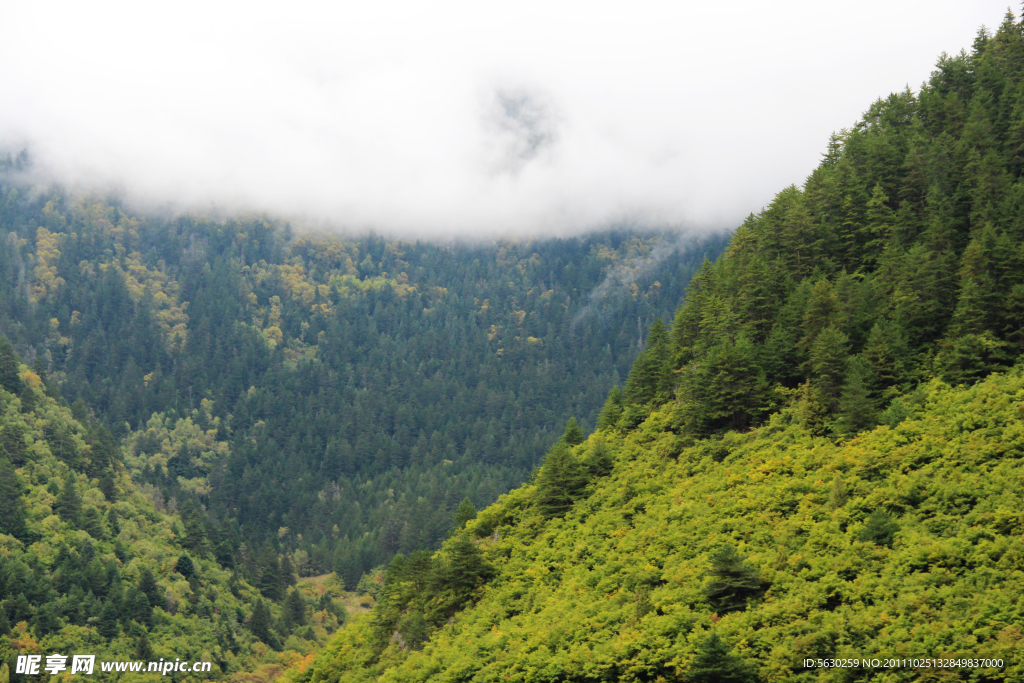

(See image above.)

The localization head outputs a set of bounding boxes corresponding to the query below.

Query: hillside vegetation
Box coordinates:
[0,340,349,682]
[284,14,1024,683]
[288,371,1024,682]
[0,180,722,586]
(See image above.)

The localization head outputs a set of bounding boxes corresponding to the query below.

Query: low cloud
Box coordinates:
[0,0,1008,238]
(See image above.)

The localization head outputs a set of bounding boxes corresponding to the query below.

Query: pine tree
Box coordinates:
[835,356,878,435]
[138,567,162,607]
[280,554,297,587]
[685,633,758,683]
[125,586,153,628]
[81,506,107,540]
[562,417,585,446]
[704,545,766,614]
[284,588,306,628]
[181,505,211,557]
[453,497,477,529]
[439,533,494,608]
[0,454,28,540]
[257,544,283,600]
[809,325,849,409]
[56,472,82,527]
[250,599,280,650]
[596,386,623,430]
[0,336,22,395]
[134,630,155,661]
[175,553,196,580]
[535,441,587,519]
[624,318,672,406]
[801,280,840,349]
[98,599,120,639]
[859,509,900,547]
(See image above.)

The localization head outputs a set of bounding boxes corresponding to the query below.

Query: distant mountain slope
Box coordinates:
[0,179,724,586]
[282,13,1024,683]
[0,340,348,682]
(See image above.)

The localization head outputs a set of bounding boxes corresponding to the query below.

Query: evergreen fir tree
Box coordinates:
[138,566,162,607]
[596,386,623,430]
[835,356,878,435]
[280,554,297,587]
[98,599,120,639]
[257,544,283,600]
[859,509,900,547]
[685,633,758,683]
[562,417,585,446]
[56,472,82,527]
[809,325,849,409]
[250,599,280,650]
[437,533,495,611]
[81,506,107,540]
[453,497,477,529]
[0,454,28,540]
[175,553,196,580]
[0,336,22,395]
[705,545,766,614]
[181,505,211,557]
[284,587,306,628]
[134,630,155,661]
[624,318,672,406]
[584,438,614,478]
[535,441,587,519]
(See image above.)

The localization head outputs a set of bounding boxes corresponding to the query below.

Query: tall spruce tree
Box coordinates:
[0,454,28,540]
[535,441,587,519]
[56,472,82,527]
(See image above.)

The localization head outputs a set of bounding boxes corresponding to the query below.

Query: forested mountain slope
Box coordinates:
[0,340,349,682]
[0,179,723,586]
[284,14,1024,683]
[288,371,1024,683]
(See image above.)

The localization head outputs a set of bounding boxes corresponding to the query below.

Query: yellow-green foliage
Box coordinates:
[286,369,1024,682]
[0,361,345,681]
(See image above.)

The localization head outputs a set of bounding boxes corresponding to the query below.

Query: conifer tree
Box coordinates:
[257,544,283,600]
[859,510,900,547]
[280,554,297,587]
[705,545,766,614]
[250,599,280,650]
[809,325,849,409]
[535,441,587,519]
[453,497,477,529]
[835,356,878,435]
[596,386,623,430]
[0,454,28,540]
[134,629,154,661]
[56,472,82,527]
[175,553,196,580]
[98,599,120,639]
[562,417,585,446]
[181,505,211,557]
[138,567,162,607]
[0,336,22,395]
[436,533,495,613]
[624,318,672,406]
[685,633,758,683]
[284,587,307,628]
[801,280,840,349]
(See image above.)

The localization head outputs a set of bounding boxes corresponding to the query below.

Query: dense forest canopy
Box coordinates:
[0,171,724,591]
[283,13,1024,683]
[0,338,351,682]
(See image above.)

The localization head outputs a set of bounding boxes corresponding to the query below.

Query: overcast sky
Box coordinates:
[0,1,1012,237]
